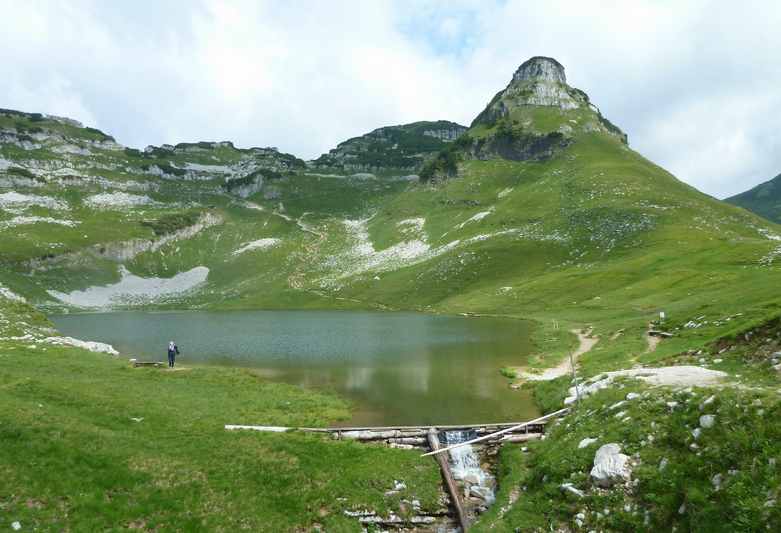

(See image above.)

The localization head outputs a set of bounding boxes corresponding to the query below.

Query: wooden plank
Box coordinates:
[428,428,470,532]
[422,408,569,458]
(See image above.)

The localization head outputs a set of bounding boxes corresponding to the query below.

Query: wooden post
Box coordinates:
[427,428,469,532]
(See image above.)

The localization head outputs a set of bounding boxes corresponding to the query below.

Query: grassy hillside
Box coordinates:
[0,297,444,531]
[726,172,781,223]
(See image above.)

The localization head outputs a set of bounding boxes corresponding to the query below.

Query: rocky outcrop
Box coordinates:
[512,56,567,84]
[313,120,467,174]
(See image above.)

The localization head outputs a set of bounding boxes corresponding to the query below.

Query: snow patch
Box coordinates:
[45,336,118,355]
[232,238,281,256]
[47,266,209,308]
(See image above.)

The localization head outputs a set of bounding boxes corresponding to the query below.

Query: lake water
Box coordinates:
[51,310,538,426]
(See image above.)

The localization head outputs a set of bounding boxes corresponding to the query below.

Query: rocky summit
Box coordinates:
[512,56,567,84]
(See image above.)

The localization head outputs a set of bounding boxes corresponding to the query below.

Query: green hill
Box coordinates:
[726,172,781,223]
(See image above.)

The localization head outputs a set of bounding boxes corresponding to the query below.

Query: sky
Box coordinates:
[1,0,779,199]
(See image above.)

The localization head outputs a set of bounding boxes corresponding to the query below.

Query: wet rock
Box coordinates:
[469,485,495,504]
[590,443,631,487]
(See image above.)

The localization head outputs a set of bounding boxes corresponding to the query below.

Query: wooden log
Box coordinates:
[225,425,290,432]
[340,429,428,440]
[386,437,427,445]
[428,428,470,532]
[500,433,542,443]
[132,360,165,368]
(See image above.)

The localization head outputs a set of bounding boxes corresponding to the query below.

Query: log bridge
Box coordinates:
[224,419,548,448]
[226,409,570,531]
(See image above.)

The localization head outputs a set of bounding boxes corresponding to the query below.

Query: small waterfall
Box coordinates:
[443,430,496,506]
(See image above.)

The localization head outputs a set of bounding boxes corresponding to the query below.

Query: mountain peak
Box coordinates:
[512,56,566,84]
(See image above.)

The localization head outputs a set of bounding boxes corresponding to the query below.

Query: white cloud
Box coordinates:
[0,0,780,198]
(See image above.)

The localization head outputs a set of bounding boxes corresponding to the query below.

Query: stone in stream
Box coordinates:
[590,443,632,488]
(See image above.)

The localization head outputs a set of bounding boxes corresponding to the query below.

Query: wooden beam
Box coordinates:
[422,408,569,458]
[427,428,470,532]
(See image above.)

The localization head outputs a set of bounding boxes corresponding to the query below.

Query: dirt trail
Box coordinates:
[516,328,599,382]
[646,331,663,353]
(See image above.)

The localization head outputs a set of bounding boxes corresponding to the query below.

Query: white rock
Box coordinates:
[232,238,281,256]
[699,415,716,429]
[692,428,702,440]
[590,443,631,488]
[626,392,641,400]
[578,437,598,449]
[700,395,716,410]
[84,192,155,209]
[712,473,723,490]
[560,483,585,498]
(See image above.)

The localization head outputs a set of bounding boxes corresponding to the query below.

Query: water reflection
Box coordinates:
[51,310,538,425]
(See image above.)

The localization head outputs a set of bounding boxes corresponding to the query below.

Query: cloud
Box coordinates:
[0,0,779,198]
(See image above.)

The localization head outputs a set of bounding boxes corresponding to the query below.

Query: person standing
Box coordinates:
[167,341,180,368]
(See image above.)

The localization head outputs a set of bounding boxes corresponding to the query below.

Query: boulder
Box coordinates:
[699,415,716,429]
[590,443,631,487]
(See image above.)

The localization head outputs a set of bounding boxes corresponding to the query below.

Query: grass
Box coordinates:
[473,382,781,532]
[0,334,443,531]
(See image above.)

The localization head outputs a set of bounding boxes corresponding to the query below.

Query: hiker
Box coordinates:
[167,341,180,368]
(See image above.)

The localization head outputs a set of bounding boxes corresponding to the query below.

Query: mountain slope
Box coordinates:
[726,172,781,223]
[1,58,781,373]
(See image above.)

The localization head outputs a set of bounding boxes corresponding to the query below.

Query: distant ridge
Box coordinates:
[726,173,781,224]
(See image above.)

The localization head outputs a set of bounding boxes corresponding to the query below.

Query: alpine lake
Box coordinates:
[51,310,538,426]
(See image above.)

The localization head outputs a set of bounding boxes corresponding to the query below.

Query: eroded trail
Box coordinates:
[516,328,599,382]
